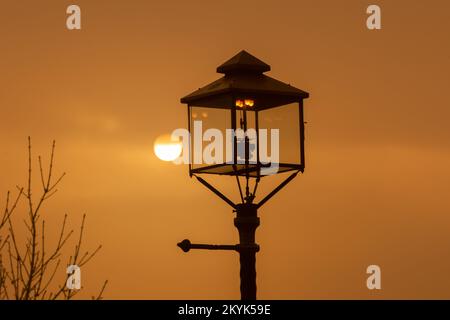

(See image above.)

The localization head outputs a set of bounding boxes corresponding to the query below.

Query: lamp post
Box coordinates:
[178,50,310,300]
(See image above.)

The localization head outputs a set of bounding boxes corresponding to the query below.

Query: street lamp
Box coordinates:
[178,50,310,300]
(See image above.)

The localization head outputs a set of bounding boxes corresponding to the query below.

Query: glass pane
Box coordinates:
[190,106,231,170]
[258,102,300,166]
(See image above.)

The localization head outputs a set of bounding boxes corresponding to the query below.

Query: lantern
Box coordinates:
[178,50,310,300]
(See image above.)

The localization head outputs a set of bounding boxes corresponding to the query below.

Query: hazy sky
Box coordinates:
[1,0,450,299]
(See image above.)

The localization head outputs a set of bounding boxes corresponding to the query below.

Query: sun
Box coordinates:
[153,134,182,161]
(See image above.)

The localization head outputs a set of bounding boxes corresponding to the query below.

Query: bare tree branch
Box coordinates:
[0,138,106,300]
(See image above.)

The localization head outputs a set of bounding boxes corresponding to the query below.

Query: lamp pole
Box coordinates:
[234,203,259,300]
[178,171,299,300]
[178,202,260,300]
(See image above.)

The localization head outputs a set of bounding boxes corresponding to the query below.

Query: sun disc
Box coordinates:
[154,134,182,161]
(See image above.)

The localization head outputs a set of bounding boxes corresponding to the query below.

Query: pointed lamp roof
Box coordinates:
[216,50,271,74]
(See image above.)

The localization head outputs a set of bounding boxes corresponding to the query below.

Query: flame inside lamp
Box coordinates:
[244,99,254,107]
[235,99,254,108]
[153,134,183,161]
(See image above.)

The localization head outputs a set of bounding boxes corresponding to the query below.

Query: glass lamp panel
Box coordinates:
[189,106,231,172]
[257,102,301,169]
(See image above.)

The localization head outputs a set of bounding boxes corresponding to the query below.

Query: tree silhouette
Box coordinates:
[0,138,107,299]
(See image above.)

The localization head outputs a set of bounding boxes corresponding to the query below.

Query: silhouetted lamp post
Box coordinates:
[178,50,309,300]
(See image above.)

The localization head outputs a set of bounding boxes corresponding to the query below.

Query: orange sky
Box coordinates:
[1,0,450,299]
